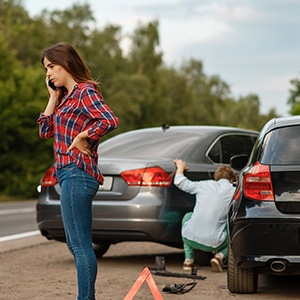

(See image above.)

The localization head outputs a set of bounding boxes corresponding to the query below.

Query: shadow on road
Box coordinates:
[258,274,300,295]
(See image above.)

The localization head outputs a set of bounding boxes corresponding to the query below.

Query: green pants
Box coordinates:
[182,212,228,260]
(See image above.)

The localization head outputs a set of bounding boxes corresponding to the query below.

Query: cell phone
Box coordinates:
[47,78,57,91]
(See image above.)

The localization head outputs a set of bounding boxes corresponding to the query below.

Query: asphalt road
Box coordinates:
[0,200,38,238]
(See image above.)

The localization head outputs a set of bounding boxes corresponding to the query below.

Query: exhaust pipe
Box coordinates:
[270,260,287,273]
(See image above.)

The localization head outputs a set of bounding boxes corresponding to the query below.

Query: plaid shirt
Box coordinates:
[37,83,118,184]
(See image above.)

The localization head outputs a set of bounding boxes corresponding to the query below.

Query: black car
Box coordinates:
[228,116,300,293]
[37,125,257,256]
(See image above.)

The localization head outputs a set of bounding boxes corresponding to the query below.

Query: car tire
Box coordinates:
[227,241,258,293]
[93,242,111,257]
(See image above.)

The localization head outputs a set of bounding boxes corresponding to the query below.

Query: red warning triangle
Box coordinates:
[124,267,163,300]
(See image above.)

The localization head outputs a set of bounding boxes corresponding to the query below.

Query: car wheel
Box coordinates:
[93,242,111,257]
[227,241,258,293]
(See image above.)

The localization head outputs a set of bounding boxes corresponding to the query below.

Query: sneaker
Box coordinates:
[183,258,194,271]
[210,255,224,272]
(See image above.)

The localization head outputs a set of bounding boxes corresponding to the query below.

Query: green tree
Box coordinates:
[180,58,232,125]
[288,77,300,115]
[129,20,162,84]
[0,0,48,65]
[224,94,276,131]
[157,67,192,125]
[86,25,127,87]
[41,3,94,49]
[0,33,52,197]
[107,73,152,131]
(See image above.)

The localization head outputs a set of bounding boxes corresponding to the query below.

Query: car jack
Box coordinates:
[149,256,206,280]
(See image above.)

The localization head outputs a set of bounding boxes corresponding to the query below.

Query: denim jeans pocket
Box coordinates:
[81,170,99,197]
[57,163,77,184]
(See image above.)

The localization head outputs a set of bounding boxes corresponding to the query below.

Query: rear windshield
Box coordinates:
[98,131,202,159]
[260,125,300,165]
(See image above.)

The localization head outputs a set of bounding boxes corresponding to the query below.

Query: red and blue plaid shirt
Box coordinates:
[37,82,118,184]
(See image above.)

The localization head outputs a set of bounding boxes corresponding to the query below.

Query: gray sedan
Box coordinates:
[37,125,258,256]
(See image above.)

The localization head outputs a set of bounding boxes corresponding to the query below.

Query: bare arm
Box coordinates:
[37,80,60,138]
[43,96,58,116]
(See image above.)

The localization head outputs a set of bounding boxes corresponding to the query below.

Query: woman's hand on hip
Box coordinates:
[67,133,93,157]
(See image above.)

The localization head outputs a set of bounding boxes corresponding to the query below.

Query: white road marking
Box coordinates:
[0,208,35,216]
[0,230,40,243]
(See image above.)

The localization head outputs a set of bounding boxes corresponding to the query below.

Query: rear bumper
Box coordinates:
[234,254,300,275]
[36,191,188,247]
[230,218,300,271]
[37,206,183,247]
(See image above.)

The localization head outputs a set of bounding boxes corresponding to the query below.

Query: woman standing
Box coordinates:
[37,42,118,300]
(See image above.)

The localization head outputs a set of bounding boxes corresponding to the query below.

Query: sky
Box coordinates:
[23,0,300,116]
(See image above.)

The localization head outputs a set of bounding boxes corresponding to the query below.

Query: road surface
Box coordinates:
[1,201,300,299]
[1,237,300,299]
[0,200,38,242]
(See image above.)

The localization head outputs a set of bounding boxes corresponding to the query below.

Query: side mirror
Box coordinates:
[230,154,249,171]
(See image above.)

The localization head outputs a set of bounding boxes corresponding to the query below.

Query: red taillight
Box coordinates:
[243,162,274,201]
[41,166,58,187]
[121,168,144,186]
[121,167,172,187]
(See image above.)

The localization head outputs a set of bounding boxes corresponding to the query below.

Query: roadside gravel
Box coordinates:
[1,237,300,300]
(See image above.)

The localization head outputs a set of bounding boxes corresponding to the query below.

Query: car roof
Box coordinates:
[122,125,258,136]
[261,115,300,134]
[273,115,300,127]
[99,125,259,162]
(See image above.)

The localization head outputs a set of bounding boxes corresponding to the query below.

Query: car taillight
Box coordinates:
[41,166,58,187]
[121,167,172,187]
[243,162,274,201]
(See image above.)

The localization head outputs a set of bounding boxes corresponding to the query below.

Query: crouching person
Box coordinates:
[173,159,236,272]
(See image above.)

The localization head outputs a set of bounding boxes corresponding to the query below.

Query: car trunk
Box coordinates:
[271,165,300,213]
[93,158,150,201]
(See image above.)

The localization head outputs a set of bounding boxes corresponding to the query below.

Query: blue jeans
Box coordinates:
[57,163,99,300]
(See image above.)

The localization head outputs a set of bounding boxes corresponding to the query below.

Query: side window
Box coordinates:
[207,135,256,164]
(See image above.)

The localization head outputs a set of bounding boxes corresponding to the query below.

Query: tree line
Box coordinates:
[0,0,289,199]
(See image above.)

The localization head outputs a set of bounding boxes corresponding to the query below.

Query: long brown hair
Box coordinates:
[41,42,100,101]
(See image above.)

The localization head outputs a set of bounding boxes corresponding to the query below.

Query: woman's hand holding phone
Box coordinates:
[45,77,60,101]
[43,78,60,115]
[47,78,57,91]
